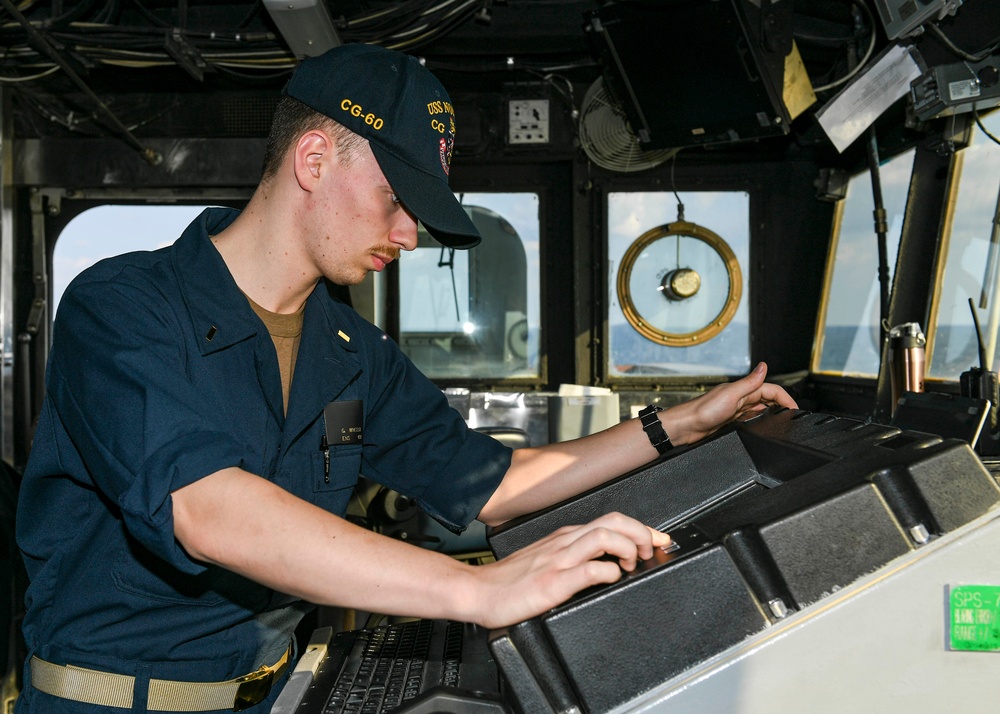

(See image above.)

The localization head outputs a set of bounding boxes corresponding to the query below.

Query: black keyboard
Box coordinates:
[325,620,448,713]
[296,620,504,714]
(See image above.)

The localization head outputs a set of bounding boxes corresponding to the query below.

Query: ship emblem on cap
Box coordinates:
[439,115,455,175]
[439,137,452,176]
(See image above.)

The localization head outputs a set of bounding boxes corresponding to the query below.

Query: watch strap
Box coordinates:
[638,404,672,455]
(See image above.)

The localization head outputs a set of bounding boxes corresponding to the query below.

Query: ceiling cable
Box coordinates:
[0,0,162,164]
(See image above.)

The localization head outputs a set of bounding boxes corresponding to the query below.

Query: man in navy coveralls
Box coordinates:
[15,44,796,712]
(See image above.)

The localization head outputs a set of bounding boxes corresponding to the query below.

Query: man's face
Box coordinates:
[306,140,418,286]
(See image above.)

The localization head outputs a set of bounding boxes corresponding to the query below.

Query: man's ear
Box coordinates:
[293,130,332,191]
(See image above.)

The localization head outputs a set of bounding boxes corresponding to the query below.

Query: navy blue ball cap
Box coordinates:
[284,43,480,249]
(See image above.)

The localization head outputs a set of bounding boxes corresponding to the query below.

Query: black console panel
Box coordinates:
[487,408,1000,714]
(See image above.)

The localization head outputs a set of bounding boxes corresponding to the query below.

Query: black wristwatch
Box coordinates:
[638,404,673,455]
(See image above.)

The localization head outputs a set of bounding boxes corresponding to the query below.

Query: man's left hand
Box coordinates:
[663,361,798,446]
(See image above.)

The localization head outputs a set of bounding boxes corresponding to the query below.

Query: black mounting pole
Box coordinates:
[867,126,891,348]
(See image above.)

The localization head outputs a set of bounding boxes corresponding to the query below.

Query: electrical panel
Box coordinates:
[507,99,550,144]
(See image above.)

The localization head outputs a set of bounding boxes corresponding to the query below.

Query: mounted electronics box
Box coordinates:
[911,56,1000,121]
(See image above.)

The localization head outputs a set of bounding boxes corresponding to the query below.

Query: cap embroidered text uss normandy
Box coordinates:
[284,43,481,249]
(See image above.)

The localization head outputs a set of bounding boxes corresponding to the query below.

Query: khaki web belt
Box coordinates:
[30,646,291,712]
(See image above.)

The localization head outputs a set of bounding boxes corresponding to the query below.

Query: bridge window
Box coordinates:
[813,149,915,377]
[607,191,751,377]
[398,193,541,381]
[57,197,542,385]
[927,111,1000,381]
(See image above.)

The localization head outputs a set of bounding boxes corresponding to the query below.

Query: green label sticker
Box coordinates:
[950,585,1000,652]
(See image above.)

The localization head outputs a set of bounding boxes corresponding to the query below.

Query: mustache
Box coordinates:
[371,244,401,261]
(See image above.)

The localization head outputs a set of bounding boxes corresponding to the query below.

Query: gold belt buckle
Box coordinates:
[233,664,275,712]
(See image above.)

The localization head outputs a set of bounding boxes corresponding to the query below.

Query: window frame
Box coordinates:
[925,111,1000,382]
[809,148,918,379]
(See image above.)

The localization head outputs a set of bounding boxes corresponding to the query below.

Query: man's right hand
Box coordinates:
[464,512,670,629]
